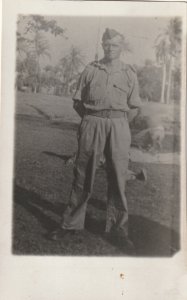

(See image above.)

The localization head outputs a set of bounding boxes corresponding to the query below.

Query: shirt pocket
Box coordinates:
[112,83,129,104]
[89,81,106,103]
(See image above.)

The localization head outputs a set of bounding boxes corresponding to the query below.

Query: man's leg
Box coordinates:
[62,116,107,229]
[105,117,134,251]
[48,116,106,239]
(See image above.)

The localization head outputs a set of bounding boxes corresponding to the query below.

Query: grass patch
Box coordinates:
[12,93,180,256]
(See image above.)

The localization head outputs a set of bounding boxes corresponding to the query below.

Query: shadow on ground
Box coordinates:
[28,105,51,120]
[42,151,75,163]
[13,185,61,231]
[13,185,179,257]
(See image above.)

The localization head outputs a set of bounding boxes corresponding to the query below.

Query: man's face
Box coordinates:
[102,35,123,61]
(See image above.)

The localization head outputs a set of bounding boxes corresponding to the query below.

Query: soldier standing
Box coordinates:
[48,28,143,253]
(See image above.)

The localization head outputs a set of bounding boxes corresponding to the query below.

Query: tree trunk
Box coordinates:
[37,57,41,93]
[160,63,166,103]
[64,81,69,95]
[166,56,173,104]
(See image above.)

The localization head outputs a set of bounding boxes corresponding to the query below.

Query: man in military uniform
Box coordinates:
[49,28,143,252]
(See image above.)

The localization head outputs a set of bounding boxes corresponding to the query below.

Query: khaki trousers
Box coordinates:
[61,114,131,235]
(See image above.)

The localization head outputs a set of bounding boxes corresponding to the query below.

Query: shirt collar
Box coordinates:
[93,59,127,73]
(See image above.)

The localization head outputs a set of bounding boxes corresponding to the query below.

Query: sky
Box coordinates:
[19,16,171,68]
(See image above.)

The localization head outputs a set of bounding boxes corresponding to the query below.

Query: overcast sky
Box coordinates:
[19,16,171,68]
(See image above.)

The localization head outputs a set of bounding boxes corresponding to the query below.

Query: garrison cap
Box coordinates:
[102,28,124,42]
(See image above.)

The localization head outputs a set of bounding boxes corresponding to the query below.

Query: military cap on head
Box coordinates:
[102,28,124,42]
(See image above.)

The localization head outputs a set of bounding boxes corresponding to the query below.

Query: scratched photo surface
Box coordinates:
[13,16,181,256]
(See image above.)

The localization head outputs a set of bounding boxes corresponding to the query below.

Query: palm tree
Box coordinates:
[16,31,32,90]
[154,35,170,103]
[27,32,51,93]
[165,18,181,104]
[154,17,182,104]
[60,46,85,95]
[16,15,65,93]
[16,33,29,58]
[43,65,65,95]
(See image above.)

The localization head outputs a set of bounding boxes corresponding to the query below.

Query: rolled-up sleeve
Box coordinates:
[73,66,90,102]
[127,72,142,109]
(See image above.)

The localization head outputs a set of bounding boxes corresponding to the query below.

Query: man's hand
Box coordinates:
[136,102,147,118]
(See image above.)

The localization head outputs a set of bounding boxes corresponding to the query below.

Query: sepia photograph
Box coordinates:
[0,1,187,300]
[13,15,182,256]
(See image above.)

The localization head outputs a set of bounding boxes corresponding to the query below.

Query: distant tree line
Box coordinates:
[16,15,85,95]
[16,16,181,104]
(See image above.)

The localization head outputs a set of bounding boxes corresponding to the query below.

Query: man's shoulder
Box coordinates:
[121,63,137,74]
[85,60,100,68]
[82,61,137,76]
[121,63,137,81]
[89,60,106,70]
[90,60,100,66]
[81,61,98,75]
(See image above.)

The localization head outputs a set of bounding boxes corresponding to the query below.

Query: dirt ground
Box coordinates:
[12,93,180,256]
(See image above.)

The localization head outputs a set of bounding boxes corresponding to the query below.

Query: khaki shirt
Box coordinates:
[73,59,142,112]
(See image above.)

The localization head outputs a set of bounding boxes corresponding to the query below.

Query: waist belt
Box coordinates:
[86,109,127,119]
